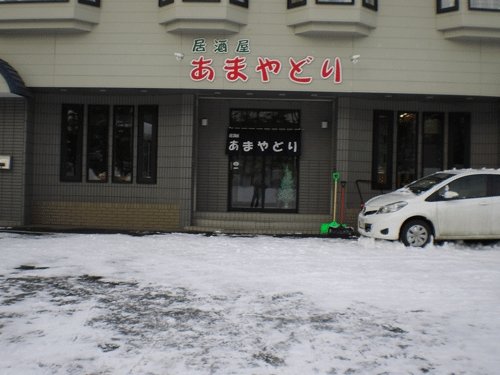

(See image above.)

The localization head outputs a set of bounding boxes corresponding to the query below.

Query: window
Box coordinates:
[60,104,159,184]
[447,112,470,169]
[228,109,300,212]
[137,106,158,184]
[363,0,378,10]
[112,106,134,183]
[183,0,220,2]
[437,0,459,13]
[60,104,83,182]
[469,0,500,10]
[288,0,306,9]
[422,113,444,176]
[87,105,109,183]
[371,111,393,190]
[230,109,300,128]
[396,112,418,187]
[316,0,354,4]
[447,175,488,199]
[487,175,500,197]
[0,0,67,3]
[159,0,174,6]
[78,0,100,6]
[230,0,248,7]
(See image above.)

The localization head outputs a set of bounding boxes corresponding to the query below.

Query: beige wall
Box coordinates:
[0,0,499,97]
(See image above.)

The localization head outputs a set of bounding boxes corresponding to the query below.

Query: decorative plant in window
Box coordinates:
[278,165,296,208]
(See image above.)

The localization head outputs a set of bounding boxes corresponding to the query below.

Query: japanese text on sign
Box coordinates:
[226,129,301,156]
[189,38,342,85]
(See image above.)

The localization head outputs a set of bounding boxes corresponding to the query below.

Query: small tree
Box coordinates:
[278,165,295,208]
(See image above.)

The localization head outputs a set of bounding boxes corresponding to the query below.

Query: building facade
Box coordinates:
[0,0,499,234]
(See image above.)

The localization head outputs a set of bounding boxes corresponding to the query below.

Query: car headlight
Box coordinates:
[377,201,408,214]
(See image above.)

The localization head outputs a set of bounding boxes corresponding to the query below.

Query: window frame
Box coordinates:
[396,111,418,188]
[137,105,159,185]
[468,0,500,11]
[371,110,394,191]
[288,0,307,9]
[316,0,355,4]
[112,105,135,184]
[447,112,471,169]
[78,0,100,6]
[230,0,248,8]
[86,105,109,183]
[0,0,67,3]
[362,0,378,11]
[60,104,84,182]
[421,112,444,177]
[437,0,460,13]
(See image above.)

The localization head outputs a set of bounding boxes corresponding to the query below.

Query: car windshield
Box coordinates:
[403,173,455,195]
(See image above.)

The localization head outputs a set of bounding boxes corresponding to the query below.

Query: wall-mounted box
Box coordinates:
[0,155,12,170]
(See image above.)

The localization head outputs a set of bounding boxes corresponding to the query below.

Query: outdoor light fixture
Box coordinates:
[350,54,360,64]
[321,121,328,129]
[174,52,184,61]
[201,118,208,126]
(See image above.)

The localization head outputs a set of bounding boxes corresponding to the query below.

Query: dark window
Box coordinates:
[0,0,67,3]
[288,0,306,9]
[78,0,100,6]
[371,111,393,190]
[469,0,500,11]
[422,112,444,176]
[60,104,83,182]
[137,106,158,184]
[447,175,488,199]
[396,112,418,187]
[363,0,378,10]
[230,0,248,7]
[113,106,134,183]
[87,105,109,183]
[230,109,300,128]
[159,0,174,5]
[316,0,354,4]
[437,0,459,13]
[448,112,471,169]
[487,175,500,197]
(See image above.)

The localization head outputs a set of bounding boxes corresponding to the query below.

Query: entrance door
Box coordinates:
[229,155,298,212]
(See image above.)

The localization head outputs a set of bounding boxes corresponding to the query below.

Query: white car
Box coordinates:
[358,169,500,247]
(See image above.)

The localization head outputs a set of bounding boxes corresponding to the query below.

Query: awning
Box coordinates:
[0,59,30,98]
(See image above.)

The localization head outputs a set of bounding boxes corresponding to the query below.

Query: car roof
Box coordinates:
[439,168,500,176]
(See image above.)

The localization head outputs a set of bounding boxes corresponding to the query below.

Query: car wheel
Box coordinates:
[400,220,432,247]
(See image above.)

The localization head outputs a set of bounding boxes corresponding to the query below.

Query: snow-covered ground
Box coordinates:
[0,232,499,375]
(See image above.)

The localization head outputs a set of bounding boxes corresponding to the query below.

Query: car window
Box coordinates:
[406,173,454,194]
[447,175,488,199]
[487,175,500,197]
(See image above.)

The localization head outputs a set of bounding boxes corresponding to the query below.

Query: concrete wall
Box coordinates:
[0,98,27,226]
[28,92,194,230]
[0,0,498,97]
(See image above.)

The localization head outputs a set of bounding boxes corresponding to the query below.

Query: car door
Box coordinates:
[434,175,491,238]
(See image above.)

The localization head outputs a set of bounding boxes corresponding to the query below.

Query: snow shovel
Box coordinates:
[320,172,356,238]
[320,172,341,235]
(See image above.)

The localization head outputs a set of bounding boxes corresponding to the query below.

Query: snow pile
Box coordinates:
[1,232,499,374]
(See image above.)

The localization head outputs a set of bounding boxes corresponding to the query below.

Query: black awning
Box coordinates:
[0,59,30,97]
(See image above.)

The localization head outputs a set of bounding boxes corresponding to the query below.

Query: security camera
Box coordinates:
[174,52,184,61]
[350,54,360,64]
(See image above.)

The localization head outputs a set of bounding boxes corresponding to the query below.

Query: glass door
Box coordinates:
[229,155,298,211]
